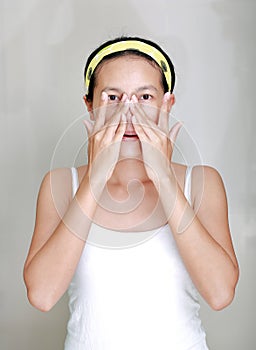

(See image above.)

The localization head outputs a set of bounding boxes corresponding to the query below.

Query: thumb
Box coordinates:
[169,121,183,145]
[83,119,94,137]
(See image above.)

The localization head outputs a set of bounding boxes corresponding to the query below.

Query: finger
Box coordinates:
[130,95,149,125]
[83,119,94,137]
[130,95,160,132]
[103,115,125,141]
[102,95,129,139]
[130,96,154,134]
[130,95,164,139]
[94,93,129,137]
[131,115,148,141]
[93,91,108,131]
[169,121,183,146]
[110,94,130,124]
[158,92,171,132]
[110,93,130,125]
[113,113,126,142]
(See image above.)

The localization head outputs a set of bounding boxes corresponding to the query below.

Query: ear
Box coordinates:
[170,93,176,106]
[83,95,94,120]
[167,93,175,113]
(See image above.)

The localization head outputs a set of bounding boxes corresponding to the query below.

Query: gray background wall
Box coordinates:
[1,0,255,349]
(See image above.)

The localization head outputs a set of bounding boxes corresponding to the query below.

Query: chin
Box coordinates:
[119,140,142,158]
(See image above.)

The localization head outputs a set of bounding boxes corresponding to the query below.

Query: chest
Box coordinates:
[92,181,167,231]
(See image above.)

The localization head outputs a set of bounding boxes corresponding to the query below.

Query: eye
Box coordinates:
[108,95,120,101]
[140,94,152,101]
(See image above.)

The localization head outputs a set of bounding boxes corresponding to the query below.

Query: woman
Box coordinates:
[24,36,239,349]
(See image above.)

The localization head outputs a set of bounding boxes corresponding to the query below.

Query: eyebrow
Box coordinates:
[101,87,123,94]
[135,85,158,93]
[102,85,158,94]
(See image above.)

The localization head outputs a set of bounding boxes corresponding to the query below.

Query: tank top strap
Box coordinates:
[184,166,193,206]
[70,167,79,198]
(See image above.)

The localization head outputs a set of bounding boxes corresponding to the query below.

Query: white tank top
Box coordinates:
[64,167,209,350]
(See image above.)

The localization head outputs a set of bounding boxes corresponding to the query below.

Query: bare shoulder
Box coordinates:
[39,165,88,204]
[192,164,224,183]
[24,165,88,270]
[191,165,227,210]
[171,163,226,205]
[36,166,75,228]
[39,167,73,205]
[40,167,72,186]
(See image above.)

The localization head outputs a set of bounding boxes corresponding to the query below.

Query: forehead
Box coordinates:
[95,55,163,86]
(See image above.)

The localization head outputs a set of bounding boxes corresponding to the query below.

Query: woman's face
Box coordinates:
[85,55,171,125]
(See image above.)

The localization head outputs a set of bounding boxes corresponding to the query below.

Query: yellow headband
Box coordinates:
[84,40,172,92]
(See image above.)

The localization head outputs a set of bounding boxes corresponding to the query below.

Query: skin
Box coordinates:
[23,55,239,312]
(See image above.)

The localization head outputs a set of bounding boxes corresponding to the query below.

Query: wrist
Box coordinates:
[80,171,105,202]
[153,172,180,219]
[158,174,178,197]
[152,166,176,192]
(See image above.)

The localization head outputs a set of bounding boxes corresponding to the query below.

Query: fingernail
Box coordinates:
[131,95,138,103]
[101,91,108,101]
[122,94,132,104]
[163,92,171,102]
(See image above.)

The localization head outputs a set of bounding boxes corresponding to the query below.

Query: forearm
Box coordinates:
[158,175,238,310]
[24,175,99,311]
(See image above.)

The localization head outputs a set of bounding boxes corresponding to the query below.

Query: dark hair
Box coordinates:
[84,36,176,102]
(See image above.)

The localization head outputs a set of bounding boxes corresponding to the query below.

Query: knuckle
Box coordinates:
[94,132,102,142]
[154,137,162,145]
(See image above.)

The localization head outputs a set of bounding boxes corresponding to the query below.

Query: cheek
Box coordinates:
[105,104,120,121]
[140,104,160,123]
[92,102,120,122]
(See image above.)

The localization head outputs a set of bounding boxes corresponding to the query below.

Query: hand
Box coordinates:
[130,92,182,185]
[83,92,128,192]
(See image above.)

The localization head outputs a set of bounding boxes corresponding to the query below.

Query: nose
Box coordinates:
[124,105,136,133]
[126,106,133,121]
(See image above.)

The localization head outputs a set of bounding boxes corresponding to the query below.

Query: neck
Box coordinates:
[107,139,149,185]
[109,157,150,186]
